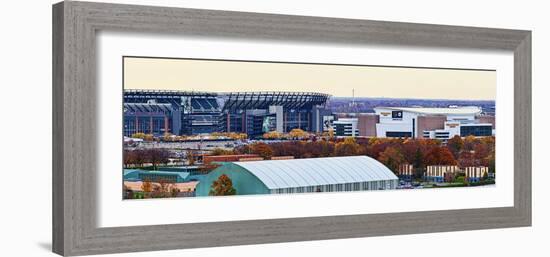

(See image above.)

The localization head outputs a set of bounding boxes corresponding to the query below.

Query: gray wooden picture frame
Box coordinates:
[52,1,531,256]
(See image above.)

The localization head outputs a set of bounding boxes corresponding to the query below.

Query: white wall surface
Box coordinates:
[0,0,548,256]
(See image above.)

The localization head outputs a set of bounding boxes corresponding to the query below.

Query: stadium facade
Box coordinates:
[123,89,331,137]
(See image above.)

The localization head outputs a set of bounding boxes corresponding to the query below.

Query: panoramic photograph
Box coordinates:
[122,57,496,199]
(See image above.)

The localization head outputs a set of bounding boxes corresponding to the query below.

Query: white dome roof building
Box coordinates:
[196,156,399,196]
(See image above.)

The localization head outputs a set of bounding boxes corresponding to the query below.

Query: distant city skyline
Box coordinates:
[124,57,496,100]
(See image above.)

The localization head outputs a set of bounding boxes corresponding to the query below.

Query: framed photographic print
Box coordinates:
[52,1,531,256]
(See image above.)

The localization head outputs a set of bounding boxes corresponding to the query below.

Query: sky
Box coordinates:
[123,57,496,100]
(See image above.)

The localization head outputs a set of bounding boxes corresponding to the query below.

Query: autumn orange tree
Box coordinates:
[250,142,274,159]
[143,134,154,142]
[141,180,152,198]
[263,131,283,140]
[334,137,362,156]
[378,146,405,173]
[186,150,195,165]
[210,148,234,156]
[425,146,457,166]
[458,151,476,167]
[209,174,237,196]
[289,128,308,139]
[447,135,464,159]
[130,132,146,139]
[150,179,179,198]
[463,135,477,151]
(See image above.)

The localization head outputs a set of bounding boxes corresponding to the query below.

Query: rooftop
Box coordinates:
[231,156,398,189]
[123,169,190,182]
[375,106,482,115]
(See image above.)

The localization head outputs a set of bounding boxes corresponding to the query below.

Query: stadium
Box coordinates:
[123,89,332,137]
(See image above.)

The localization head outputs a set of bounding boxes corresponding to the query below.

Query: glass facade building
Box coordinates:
[460,124,493,137]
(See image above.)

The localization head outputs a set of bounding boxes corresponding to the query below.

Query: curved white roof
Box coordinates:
[233,156,397,190]
[375,106,482,115]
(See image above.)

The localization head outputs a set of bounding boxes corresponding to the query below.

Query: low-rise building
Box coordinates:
[123,169,190,183]
[357,114,379,137]
[464,166,489,183]
[398,164,414,180]
[333,118,359,137]
[424,165,459,183]
[196,156,399,196]
[203,154,261,165]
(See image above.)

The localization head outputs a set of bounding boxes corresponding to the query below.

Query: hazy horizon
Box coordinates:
[124,57,496,101]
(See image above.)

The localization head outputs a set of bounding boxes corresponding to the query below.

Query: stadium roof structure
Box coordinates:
[220,91,330,111]
[124,89,218,97]
[232,156,397,189]
[375,106,482,115]
[123,89,330,111]
[124,102,173,113]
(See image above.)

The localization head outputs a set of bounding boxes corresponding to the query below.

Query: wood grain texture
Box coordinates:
[52,1,532,256]
[52,2,65,255]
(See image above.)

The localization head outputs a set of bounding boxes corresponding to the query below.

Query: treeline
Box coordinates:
[234,135,495,174]
[123,148,171,169]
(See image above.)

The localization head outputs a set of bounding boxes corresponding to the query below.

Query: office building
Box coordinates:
[374,106,495,139]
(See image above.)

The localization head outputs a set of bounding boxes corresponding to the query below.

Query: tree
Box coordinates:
[170,187,180,197]
[251,143,274,159]
[131,132,146,139]
[482,171,489,182]
[132,150,147,167]
[425,147,457,166]
[485,151,496,173]
[473,143,490,160]
[143,134,155,142]
[447,135,463,159]
[378,146,405,173]
[412,148,425,177]
[481,136,496,152]
[210,148,234,156]
[463,135,477,151]
[123,184,133,199]
[123,150,135,167]
[289,128,308,139]
[146,148,170,170]
[328,128,335,139]
[141,180,152,198]
[186,150,195,165]
[263,131,283,140]
[150,179,178,198]
[334,137,361,156]
[209,174,237,196]
[458,151,476,167]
